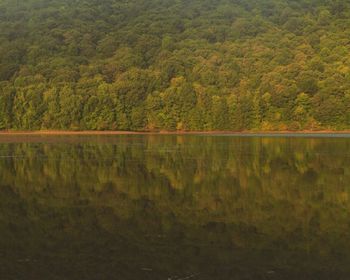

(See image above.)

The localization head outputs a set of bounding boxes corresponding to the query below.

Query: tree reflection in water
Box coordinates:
[0,135,349,279]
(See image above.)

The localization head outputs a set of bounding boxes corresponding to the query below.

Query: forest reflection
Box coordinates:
[0,135,350,280]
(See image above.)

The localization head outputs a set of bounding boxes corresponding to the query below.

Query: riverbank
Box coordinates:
[1,130,350,135]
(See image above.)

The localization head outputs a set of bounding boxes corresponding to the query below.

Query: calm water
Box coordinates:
[0,135,350,280]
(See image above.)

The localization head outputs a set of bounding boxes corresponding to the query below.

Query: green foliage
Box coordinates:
[0,0,350,131]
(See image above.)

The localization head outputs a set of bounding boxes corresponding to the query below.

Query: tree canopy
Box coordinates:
[1,0,350,131]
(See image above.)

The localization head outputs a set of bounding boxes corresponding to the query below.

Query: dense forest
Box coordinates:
[0,0,350,131]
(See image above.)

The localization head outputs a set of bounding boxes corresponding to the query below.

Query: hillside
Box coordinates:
[0,0,349,131]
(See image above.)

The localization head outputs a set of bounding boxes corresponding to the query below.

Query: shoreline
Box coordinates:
[1,130,350,136]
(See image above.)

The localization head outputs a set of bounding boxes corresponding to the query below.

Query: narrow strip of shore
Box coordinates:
[0,130,350,135]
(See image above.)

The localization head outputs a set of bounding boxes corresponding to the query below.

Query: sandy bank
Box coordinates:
[0,130,350,135]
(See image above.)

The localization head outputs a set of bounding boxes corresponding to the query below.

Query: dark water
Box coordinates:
[0,135,350,280]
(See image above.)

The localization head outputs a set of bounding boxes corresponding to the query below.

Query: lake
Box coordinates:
[0,134,350,280]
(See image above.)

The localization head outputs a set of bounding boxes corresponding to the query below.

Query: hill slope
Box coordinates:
[0,0,350,131]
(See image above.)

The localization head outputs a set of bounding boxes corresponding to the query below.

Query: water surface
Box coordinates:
[0,135,350,279]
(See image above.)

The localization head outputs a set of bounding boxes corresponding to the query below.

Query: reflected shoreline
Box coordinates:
[0,136,350,279]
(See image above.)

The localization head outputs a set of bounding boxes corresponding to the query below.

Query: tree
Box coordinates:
[0,0,350,131]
